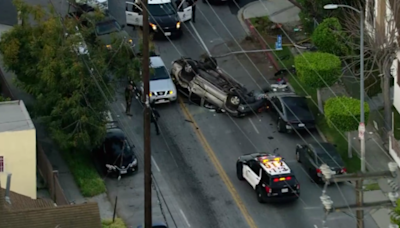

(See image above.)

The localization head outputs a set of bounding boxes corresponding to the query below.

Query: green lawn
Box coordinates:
[288,75,361,173]
[249,16,295,70]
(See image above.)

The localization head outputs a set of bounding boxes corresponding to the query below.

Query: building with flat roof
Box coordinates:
[0,100,36,199]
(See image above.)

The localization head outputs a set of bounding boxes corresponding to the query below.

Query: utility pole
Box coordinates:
[141,0,152,226]
[319,163,399,228]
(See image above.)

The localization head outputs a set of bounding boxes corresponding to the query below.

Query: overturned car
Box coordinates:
[170,57,269,117]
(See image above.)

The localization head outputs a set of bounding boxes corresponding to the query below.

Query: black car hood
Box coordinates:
[318,157,344,168]
[149,15,178,27]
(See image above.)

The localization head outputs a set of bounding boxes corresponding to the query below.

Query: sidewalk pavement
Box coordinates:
[237,1,398,227]
[0,24,113,220]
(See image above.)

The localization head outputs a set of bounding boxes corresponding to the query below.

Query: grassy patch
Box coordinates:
[363,182,380,191]
[249,16,295,69]
[288,74,360,173]
[63,151,106,197]
[102,218,126,228]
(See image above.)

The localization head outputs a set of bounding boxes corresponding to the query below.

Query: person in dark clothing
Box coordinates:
[187,0,197,22]
[125,81,134,116]
[150,106,161,135]
[175,0,183,11]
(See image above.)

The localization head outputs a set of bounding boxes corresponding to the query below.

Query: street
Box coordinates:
[0,0,380,227]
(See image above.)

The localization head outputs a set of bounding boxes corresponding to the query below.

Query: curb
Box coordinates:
[243,19,280,71]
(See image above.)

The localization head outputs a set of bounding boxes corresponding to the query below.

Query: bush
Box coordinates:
[102,218,127,228]
[324,96,370,132]
[0,96,11,101]
[295,52,341,89]
[63,151,106,197]
[312,17,349,56]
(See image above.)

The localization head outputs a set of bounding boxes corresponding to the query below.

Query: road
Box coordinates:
[122,1,380,228]
[0,0,380,227]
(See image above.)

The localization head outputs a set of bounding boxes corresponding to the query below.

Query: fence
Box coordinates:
[0,68,69,205]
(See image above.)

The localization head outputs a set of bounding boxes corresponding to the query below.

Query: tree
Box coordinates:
[294,52,341,113]
[343,0,400,138]
[312,17,349,56]
[324,96,370,157]
[0,0,141,152]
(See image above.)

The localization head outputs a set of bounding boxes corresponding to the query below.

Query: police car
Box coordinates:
[125,0,192,38]
[236,153,300,203]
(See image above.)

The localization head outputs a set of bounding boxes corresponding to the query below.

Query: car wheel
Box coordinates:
[236,162,244,180]
[256,186,266,203]
[277,118,286,133]
[295,151,301,163]
[204,56,217,70]
[224,93,241,111]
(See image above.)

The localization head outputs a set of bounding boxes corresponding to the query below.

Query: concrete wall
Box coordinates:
[0,129,37,199]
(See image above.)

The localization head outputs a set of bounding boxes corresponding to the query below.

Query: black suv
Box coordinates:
[266,93,315,133]
[93,128,138,177]
[236,153,300,203]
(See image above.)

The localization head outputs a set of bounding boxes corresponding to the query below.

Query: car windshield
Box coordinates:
[109,139,133,157]
[148,3,176,16]
[95,20,121,35]
[150,67,170,80]
[317,152,341,161]
[282,97,311,120]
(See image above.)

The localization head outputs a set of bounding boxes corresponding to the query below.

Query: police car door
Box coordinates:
[243,160,261,189]
[126,2,144,26]
[177,0,192,22]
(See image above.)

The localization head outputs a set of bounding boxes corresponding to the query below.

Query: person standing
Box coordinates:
[125,81,134,116]
[150,105,161,135]
[187,0,197,23]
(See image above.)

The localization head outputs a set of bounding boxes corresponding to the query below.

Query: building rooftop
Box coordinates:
[0,100,35,133]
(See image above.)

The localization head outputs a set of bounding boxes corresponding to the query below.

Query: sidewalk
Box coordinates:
[237,1,397,227]
[0,24,113,219]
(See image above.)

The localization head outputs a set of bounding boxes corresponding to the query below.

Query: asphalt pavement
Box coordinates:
[0,0,380,227]
[123,1,379,228]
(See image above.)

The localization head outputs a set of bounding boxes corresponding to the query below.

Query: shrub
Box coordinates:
[295,52,341,89]
[63,151,106,197]
[312,17,349,56]
[324,96,370,132]
[102,218,127,228]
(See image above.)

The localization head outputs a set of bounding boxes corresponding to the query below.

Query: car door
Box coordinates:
[270,97,283,118]
[177,0,192,22]
[305,147,317,170]
[126,2,143,26]
[243,160,261,189]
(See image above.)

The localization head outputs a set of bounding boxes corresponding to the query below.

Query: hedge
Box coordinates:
[294,52,341,89]
[312,17,349,56]
[324,96,370,132]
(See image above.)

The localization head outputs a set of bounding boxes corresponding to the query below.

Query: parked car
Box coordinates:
[295,142,346,183]
[135,55,177,104]
[94,14,134,49]
[170,57,270,117]
[265,92,315,133]
[93,127,138,177]
[125,0,192,38]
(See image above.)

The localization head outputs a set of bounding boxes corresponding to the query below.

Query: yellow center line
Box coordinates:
[178,97,258,228]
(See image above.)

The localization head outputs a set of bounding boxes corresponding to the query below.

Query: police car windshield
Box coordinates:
[148,3,176,16]
[95,20,121,35]
[150,67,170,80]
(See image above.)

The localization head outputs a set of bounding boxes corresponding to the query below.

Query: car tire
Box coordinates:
[256,186,266,204]
[236,162,244,180]
[277,118,286,133]
[296,150,301,163]
[204,56,217,70]
[224,93,241,111]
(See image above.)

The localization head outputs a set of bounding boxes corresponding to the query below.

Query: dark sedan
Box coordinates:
[266,93,315,133]
[94,128,138,177]
[148,2,182,38]
[295,142,346,183]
